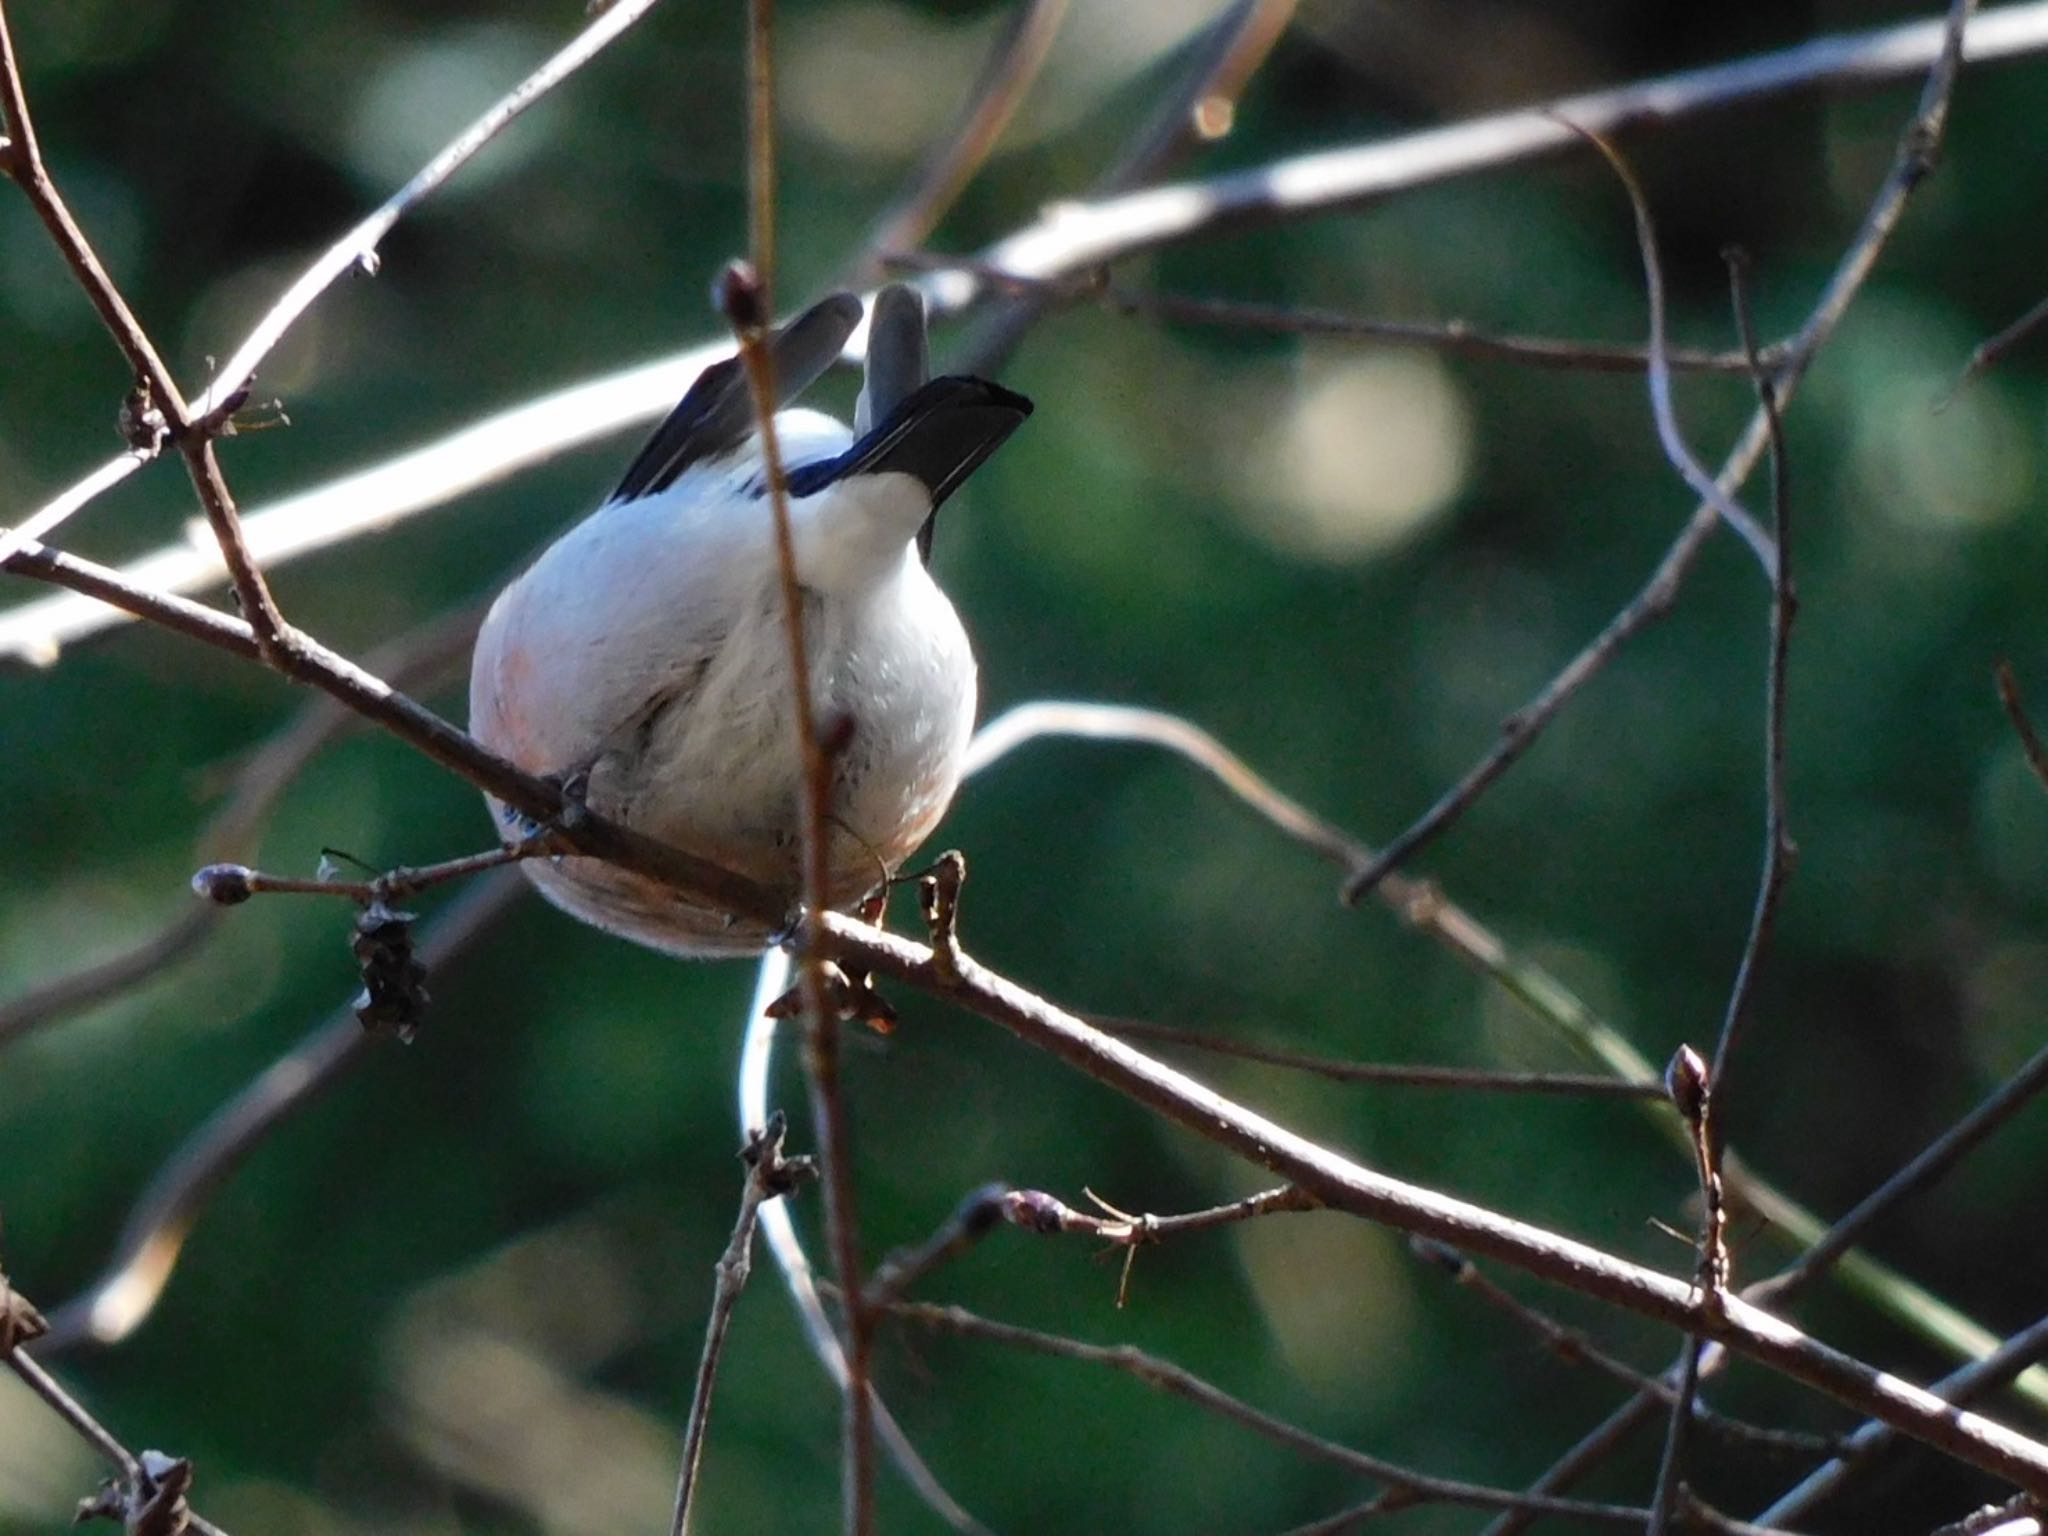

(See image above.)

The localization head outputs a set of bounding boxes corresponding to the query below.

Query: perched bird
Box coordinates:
[468,285,1031,955]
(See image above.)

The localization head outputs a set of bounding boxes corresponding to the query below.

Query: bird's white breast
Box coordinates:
[468,421,976,956]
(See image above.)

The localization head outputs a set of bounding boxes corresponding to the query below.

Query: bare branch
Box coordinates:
[38,873,523,1352]
[886,251,1793,374]
[1757,1310,2048,1526]
[1996,661,2048,795]
[961,699,2047,1399]
[856,0,1070,273]
[1094,1015,1667,1097]
[1341,0,1980,903]
[1941,292,2048,407]
[722,249,876,1536]
[877,1297,1665,1527]
[812,907,2048,1495]
[11,3,2048,661]
[672,1114,816,1536]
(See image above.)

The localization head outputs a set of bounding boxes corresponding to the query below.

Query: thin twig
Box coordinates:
[1341,0,1979,903]
[1939,291,2048,408]
[1708,250,1799,1130]
[14,4,2048,658]
[1745,1035,2048,1310]
[720,258,876,1536]
[190,834,558,909]
[3,1278,228,1535]
[864,1184,1013,1307]
[1411,1241,1837,1459]
[0,600,479,1048]
[672,1113,815,1536]
[1996,661,2048,794]
[962,699,2048,1401]
[1563,119,1775,570]
[38,872,524,1352]
[1093,1015,1667,1097]
[1756,1310,2048,1526]
[856,0,1069,274]
[876,1298,1664,1527]
[886,251,1793,374]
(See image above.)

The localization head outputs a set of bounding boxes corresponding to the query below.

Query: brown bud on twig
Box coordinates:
[190,863,254,905]
[714,260,768,333]
[1665,1043,1710,1125]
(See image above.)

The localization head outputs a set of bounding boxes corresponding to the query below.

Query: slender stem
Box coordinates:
[37,874,525,1352]
[672,1115,813,1536]
[726,267,875,1536]
[878,1299,1659,1527]
[1094,1015,1666,1097]
[815,910,2048,1496]
[1996,661,2048,794]
[15,5,2048,660]
[857,0,1069,273]
[885,252,1794,374]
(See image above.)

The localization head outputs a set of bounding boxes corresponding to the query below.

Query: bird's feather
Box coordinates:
[610,292,863,504]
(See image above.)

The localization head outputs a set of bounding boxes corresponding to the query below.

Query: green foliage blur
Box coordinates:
[4,1,2048,1531]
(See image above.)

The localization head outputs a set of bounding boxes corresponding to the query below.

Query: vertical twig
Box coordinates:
[671,1114,815,1536]
[729,9,870,1528]
[746,0,776,319]
[1710,248,1799,1126]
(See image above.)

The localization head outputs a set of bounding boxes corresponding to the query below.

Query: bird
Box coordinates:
[467,284,1032,956]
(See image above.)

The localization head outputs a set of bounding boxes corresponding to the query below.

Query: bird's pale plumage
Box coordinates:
[468,286,1030,955]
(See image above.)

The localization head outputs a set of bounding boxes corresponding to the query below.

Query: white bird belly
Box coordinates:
[471,542,974,957]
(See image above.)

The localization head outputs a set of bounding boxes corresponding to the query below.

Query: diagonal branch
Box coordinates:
[11,3,2048,662]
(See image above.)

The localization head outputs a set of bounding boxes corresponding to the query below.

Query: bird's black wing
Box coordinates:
[608,291,863,504]
[784,376,1032,519]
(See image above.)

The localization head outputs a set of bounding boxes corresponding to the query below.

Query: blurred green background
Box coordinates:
[4,1,2048,1531]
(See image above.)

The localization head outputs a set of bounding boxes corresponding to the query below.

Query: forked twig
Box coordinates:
[856,0,1069,272]
[38,873,525,1352]
[0,599,479,1047]
[12,6,2048,661]
[671,1113,816,1536]
[0,0,286,654]
[887,251,1794,375]
[876,1297,1703,1529]
[4,1275,229,1535]
[961,699,2047,1402]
